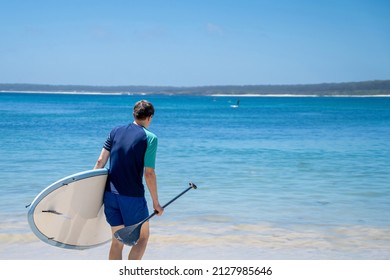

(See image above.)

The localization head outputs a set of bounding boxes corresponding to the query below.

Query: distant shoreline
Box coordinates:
[0,90,126,95]
[1,80,390,96]
[1,90,390,97]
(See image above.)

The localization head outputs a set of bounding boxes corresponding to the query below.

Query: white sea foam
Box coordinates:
[211,93,390,97]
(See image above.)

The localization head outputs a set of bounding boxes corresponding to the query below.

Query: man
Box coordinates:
[94,100,164,260]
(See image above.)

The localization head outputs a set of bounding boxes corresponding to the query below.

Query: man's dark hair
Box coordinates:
[133,100,155,120]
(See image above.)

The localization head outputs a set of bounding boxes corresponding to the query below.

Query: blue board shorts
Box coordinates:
[103,191,149,227]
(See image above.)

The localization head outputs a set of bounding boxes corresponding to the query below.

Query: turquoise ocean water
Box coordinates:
[0,93,389,259]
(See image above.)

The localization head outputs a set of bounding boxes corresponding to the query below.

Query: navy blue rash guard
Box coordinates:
[103,123,158,197]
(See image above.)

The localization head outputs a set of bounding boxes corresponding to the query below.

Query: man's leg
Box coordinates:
[128,221,150,260]
[109,225,125,260]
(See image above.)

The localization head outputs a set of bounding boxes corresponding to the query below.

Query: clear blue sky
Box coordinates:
[0,0,389,86]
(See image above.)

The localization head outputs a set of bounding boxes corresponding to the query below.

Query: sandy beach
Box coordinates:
[2,222,390,260]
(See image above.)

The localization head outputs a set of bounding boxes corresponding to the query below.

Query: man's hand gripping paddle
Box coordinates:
[114,182,197,246]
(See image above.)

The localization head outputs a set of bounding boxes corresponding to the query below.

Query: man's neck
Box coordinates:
[134,120,148,128]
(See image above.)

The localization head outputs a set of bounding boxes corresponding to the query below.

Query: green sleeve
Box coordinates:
[143,128,158,168]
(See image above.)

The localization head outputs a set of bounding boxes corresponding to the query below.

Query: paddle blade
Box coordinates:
[114,224,142,246]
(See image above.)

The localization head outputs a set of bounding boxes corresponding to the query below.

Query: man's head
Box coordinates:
[133,100,155,120]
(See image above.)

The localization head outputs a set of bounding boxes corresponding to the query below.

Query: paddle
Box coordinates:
[114,182,197,246]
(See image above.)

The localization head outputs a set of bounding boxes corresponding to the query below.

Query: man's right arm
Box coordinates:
[144,167,164,216]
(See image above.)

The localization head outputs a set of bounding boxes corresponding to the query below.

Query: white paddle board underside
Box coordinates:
[27,169,111,250]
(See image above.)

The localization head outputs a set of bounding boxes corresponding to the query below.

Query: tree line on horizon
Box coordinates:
[1,80,389,96]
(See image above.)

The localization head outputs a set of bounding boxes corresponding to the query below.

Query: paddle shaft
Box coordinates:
[114,182,197,246]
[140,183,197,224]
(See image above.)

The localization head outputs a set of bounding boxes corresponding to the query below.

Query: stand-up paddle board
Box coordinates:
[27,169,111,250]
